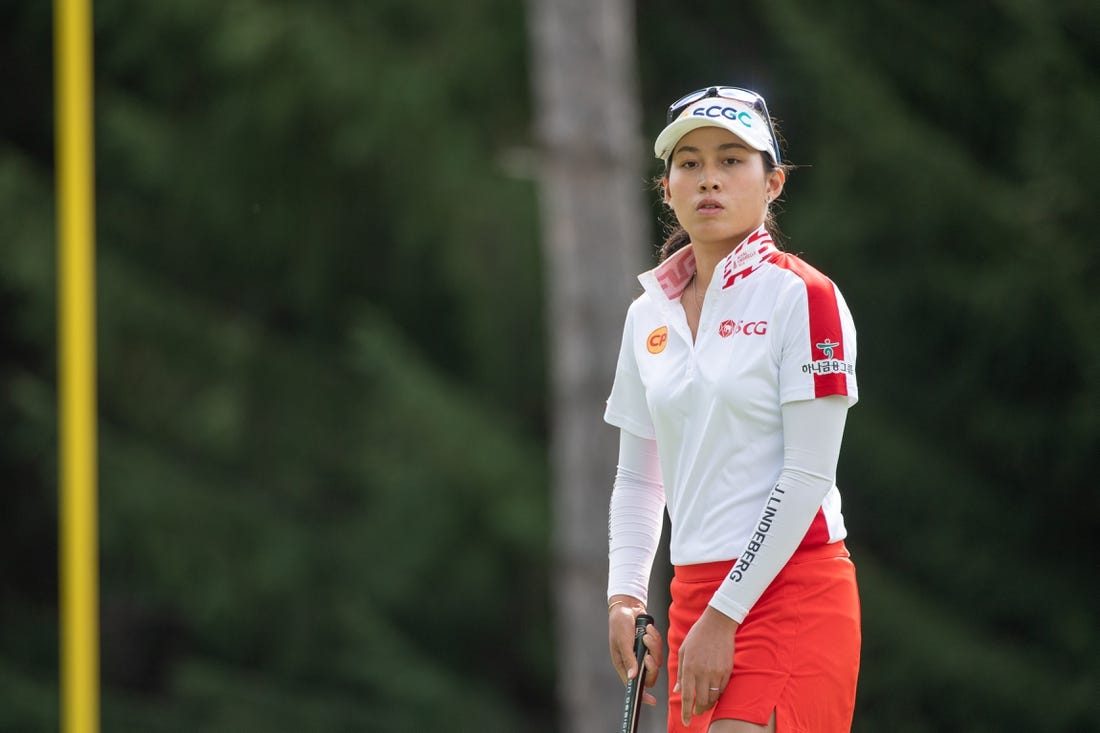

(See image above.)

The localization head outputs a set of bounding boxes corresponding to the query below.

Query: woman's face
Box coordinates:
[664,126,784,251]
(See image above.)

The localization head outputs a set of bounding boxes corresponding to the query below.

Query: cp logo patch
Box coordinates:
[646,326,668,354]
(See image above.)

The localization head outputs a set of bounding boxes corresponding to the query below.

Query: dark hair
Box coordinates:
[655,131,791,263]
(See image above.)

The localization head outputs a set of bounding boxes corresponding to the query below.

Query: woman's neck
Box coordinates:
[691,224,761,283]
[691,239,736,285]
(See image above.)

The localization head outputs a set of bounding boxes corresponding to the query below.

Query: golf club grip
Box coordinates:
[618,613,654,733]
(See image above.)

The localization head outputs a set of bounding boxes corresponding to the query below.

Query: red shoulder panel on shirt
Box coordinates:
[769,253,848,398]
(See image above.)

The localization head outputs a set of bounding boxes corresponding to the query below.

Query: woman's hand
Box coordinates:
[608,595,665,705]
[673,605,738,726]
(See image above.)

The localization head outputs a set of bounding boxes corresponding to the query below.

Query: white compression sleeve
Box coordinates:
[607,430,665,604]
[708,395,850,623]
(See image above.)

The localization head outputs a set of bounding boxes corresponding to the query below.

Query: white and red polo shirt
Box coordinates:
[604,226,857,567]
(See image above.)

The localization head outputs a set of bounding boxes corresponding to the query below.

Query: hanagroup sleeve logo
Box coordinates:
[816,338,839,358]
[802,338,854,376]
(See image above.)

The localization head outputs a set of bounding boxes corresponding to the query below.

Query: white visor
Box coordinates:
[654,97,776,163]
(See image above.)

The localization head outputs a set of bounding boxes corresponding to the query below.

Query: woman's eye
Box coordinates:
[679,160,698,169]
[725,157,742,165]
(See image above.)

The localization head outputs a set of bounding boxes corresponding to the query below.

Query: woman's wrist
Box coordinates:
[702,603,740,631]
[608,594,646,616]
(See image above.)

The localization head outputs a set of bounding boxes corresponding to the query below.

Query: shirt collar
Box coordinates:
[639,226,778,301]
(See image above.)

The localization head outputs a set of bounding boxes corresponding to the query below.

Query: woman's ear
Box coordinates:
[766,167,786,203]
[662,177,671,206]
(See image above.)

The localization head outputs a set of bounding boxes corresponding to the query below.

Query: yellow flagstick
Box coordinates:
[54,0,100,731]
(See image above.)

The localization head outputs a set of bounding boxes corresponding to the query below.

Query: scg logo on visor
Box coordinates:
[692,105,753,129]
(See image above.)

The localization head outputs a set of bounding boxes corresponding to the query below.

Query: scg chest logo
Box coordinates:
[719,319,767,338]
[646,326,668,354]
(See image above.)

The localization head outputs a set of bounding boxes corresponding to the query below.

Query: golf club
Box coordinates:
[618,613,654,733]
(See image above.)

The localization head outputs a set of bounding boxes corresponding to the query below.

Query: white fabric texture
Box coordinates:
[607,430,665,604]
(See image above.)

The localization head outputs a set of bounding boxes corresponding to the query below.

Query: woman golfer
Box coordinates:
[605,86,861,732]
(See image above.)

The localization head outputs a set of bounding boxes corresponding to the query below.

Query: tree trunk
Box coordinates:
[526,1,666,731]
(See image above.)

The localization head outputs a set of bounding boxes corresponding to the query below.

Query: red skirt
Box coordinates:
[666,542,860,732]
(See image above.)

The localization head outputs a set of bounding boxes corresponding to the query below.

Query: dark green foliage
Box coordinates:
[3,0,549,730]
[1,0,1097,731]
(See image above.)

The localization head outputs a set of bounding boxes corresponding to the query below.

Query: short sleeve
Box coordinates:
[604,304,657,440]
[775,268,858,407]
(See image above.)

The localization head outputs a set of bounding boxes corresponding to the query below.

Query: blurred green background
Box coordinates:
[2,1,1097,731]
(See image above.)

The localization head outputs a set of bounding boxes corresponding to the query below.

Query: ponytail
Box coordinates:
[657,226,691,263]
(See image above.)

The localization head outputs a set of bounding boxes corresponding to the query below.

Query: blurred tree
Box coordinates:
[526,0,654,730]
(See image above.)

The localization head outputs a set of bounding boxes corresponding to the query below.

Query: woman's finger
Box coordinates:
[644,623,665,667]
[677,657,694,726]
[615,639,636,683]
